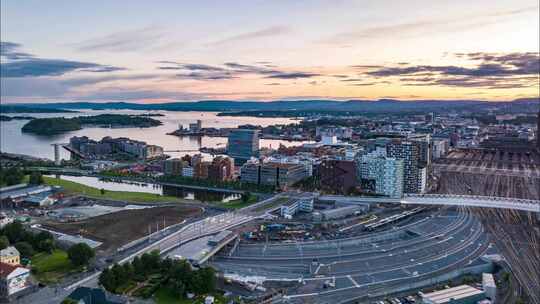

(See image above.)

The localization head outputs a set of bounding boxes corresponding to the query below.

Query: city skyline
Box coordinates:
[1,0,539,103]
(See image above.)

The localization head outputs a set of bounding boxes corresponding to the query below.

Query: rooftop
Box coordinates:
[422,285,485,304]
[0,246,20,257]
[0,184,53,200]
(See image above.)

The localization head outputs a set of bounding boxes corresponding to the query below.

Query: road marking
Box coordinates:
[347,275,360,287]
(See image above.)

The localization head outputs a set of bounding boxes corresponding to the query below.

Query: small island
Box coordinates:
[21,114,163,135]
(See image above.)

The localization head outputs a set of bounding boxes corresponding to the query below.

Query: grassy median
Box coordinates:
[43,176,195,204]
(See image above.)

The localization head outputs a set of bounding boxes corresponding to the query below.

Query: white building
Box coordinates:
[0,262,31,298]
[280,196,314,218]
[432,139,448,159]
[421,285,485,304]
[358,156,404,198]
[321,135,338,145]
[182,166,194,178]
[482,273,497,302]
[418,167,427,194]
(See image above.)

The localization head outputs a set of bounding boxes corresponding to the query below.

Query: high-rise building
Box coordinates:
[387,141,421,193]
[227,129,259,165]
[319,159,357,194]
[409,134,432,167]
[357,156,404,198]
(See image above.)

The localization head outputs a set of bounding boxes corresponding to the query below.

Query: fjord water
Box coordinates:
[0,109,304,161]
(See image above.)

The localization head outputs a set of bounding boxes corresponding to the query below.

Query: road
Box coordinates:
[211,207,492,304]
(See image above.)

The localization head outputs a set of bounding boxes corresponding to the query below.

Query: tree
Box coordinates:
[0,167,24,186]
[241,192,251,204]
[0,236,9,250]
[99,268,117,292]
[100,188,106,195]
[67,243,95,267]
[61,298,78,304]
[2,221,25,243]
[140,250,160,275]
[33,231,55,252]
[38,239,56,254]
[29,171,44,185]
[168,278,186,299]
[14,241,34,258]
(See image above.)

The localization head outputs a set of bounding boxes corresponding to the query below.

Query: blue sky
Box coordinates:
[1,0,539,103]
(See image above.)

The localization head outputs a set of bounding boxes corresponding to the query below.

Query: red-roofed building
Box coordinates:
[0,262,31,298]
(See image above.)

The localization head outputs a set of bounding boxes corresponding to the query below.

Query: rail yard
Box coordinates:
[199,203,493,304]
[433,147,540,304]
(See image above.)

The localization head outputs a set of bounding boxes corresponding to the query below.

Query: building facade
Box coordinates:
[387,141,421,194]
[163,158,188,175]
[0,262,31,298]
[207,156,234,181]
[319,159,357,194]
[357,156,404,198]
[0,247,19,266]
[227,129,259,164]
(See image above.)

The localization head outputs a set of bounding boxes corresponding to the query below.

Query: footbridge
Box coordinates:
[402,194,540,213]
[319,194,540,213]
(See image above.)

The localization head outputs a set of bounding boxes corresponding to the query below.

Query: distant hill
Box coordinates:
[0,105,76,113]
[4,98,539,116]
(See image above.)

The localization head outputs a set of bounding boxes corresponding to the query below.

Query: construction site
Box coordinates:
[432,147,540,304]
[39,196,205,255]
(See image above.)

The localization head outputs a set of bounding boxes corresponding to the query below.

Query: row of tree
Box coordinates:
[0,221,95,268]
[99,251,216,299]
[159,174,275,193]
[0,221,55,257]
[0,167,25,186]
[0,167,44,187]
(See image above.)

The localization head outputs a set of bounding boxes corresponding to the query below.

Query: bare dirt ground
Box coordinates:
[43,205,203,254]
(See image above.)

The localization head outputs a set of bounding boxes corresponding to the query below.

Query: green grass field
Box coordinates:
[43,176,195,204]
[31,249,77,284]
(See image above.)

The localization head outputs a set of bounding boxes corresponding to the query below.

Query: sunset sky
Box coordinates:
[1,0,539,103]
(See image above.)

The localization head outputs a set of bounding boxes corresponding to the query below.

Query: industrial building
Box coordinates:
[421,285,485,304]
[313,204,369,221]
[0,184,57,208]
